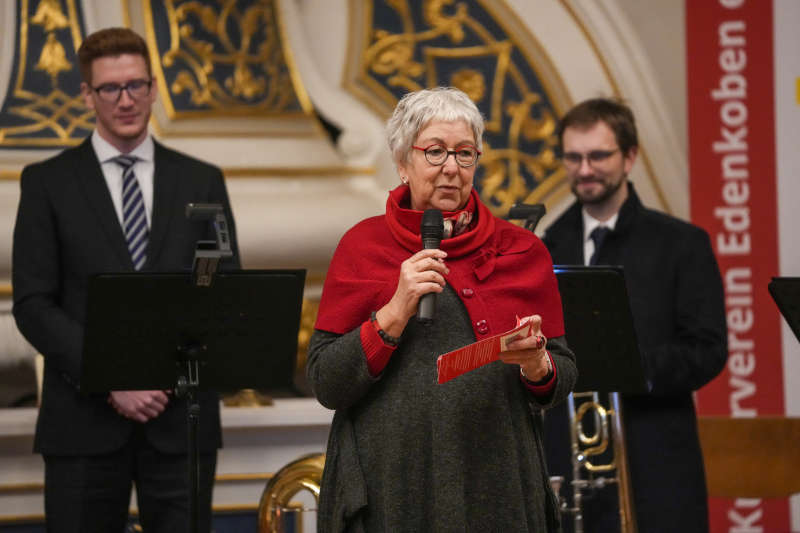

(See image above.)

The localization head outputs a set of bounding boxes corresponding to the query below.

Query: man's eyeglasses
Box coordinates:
[412,143,481,168]
[562,148,620,168]
[91,79,153,103]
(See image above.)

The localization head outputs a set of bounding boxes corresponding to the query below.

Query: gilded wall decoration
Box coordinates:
[142,0,311,119]
[348,0,565,216]
[0,0,91,148]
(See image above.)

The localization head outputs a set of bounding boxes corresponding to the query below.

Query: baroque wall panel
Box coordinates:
[125,0,326,138]
[344,0,572,217]
[0,0,90,147]
[143,0,307,117]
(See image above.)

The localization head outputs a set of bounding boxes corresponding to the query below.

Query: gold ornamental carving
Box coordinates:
[0,0,91,147]
[141,0,312,119]
[346,0,568,215]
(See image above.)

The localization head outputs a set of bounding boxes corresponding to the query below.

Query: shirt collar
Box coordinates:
[92,130,154,164]
[582,208,619,243]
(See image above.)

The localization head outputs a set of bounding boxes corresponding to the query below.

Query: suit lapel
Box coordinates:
[147,141,178,268]
[75,139,134,269]
[552,203,585,265]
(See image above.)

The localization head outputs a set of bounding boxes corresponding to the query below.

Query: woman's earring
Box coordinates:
[401,177,408,185]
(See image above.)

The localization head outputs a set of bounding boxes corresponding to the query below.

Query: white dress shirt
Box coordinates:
[582,209,619,265]
[91,130,155,228]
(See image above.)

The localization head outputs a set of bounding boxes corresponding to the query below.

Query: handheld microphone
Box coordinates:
[418,209,444,323]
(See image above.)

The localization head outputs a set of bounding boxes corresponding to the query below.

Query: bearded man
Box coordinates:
[542,98,727,533]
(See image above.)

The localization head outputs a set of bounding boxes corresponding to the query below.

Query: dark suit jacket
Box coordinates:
[542,183,727,533]
[12,137,240,456]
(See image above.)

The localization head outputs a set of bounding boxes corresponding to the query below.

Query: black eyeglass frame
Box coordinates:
[561,148,621,167]
[91,79,153,103]
[411,143,482,168]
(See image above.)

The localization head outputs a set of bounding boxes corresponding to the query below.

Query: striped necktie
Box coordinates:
[113,155,149,270]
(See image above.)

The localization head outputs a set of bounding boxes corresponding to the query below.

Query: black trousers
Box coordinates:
[43,427,217,533]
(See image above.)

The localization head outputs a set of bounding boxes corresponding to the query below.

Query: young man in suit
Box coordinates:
[12,27,240,532]
[542,98,727,533]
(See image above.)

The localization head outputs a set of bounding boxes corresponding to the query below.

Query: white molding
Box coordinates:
[221,398,333,429]
[0,402,331,517]
[79,0,125,34]
[279,0,388,173]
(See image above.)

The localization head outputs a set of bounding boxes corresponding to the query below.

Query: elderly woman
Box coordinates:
[307,87,577,532]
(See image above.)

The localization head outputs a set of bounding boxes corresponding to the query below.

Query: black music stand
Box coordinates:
[552,266,648,533]
[768,277,800,343]
[81,268,305,532]
[554,265,649,393]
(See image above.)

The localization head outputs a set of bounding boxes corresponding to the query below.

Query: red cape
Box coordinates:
[315,186,565,339]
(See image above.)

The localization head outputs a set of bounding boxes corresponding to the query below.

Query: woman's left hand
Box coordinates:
[498,314,552,382]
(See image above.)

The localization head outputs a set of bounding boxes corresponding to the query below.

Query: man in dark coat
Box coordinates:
[12,28,239,532]
[542,98,727,533]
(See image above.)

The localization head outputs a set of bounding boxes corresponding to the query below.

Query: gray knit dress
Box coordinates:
[307,287,577,533]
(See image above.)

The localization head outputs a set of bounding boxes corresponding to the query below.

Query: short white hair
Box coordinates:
[386,87,485,165]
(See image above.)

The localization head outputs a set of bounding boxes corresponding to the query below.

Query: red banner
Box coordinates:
[687,0,787,530]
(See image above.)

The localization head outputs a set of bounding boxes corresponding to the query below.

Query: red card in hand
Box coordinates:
[436,318,532,384]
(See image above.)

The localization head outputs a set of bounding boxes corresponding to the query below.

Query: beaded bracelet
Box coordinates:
[370,311,400,346]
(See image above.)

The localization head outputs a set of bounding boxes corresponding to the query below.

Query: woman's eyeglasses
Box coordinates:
[412,143,481,168]
[562,148,620,168]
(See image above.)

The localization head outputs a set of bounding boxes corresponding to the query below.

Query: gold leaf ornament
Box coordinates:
[227,64,265,99]
[175,3,218,34]
[240,6,266,38]
[451,69,485,102]
[172,70,208,106]
[423,0,466,43]
[36,32,72,83]
[372,39,416,76]
[31,0,69,32]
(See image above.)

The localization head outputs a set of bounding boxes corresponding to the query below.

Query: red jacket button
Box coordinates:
[461,288,474,298]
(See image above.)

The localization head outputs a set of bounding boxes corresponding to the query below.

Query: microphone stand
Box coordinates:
[177,203,233,533]
[508,203,546,233]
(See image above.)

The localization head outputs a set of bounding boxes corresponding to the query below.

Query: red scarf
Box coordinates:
[389,187,477,240]
[315,186,565,339]
[384,186,493,256]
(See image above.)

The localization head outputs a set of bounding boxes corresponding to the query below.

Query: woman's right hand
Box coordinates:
[375,249,449,337]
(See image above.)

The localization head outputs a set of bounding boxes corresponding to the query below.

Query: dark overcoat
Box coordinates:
[542,183,727,533]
